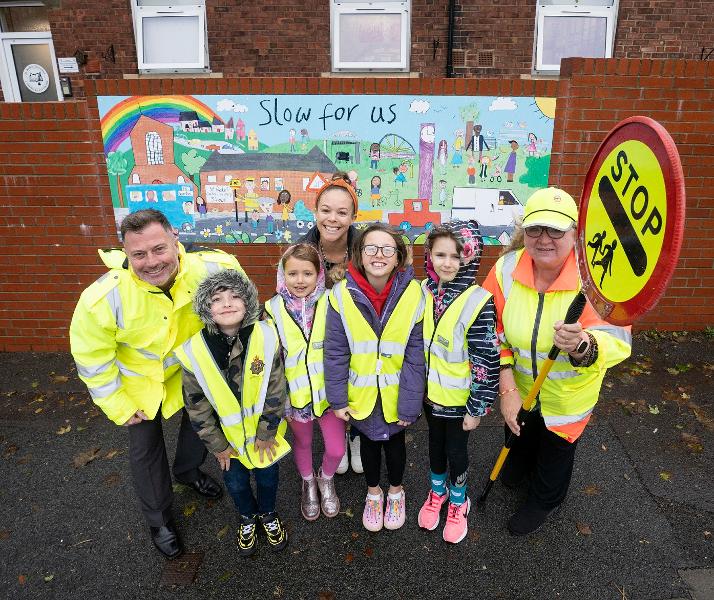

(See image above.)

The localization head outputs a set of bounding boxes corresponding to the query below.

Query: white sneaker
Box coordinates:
[349,434,363,474]
[336,433,349,475]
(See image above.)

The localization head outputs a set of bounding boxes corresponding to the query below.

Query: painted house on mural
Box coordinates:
[125,115,197,227]
[199,146,336,215]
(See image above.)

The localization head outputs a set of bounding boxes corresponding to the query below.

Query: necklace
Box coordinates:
[319,241,348,267]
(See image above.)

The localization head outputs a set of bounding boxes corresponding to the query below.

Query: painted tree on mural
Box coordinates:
[181,148,207,190]
[520,155,550,188]
[106,151,128,208]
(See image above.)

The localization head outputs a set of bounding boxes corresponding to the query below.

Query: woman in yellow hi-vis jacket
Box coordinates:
[176,269,289,557]
[483,188,631,536]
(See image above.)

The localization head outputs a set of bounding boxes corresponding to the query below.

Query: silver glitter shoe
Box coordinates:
[317,470,341,518]
[301,476,320,521]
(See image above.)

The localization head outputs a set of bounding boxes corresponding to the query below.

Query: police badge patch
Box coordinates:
[250,356,265,375]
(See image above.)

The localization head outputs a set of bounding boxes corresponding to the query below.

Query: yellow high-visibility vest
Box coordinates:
[328,279,424,422]
[494,249,631,441]
[265,294,328,416]
[175,321,290,469]
[423,282,492,407]
[70,244,243,425]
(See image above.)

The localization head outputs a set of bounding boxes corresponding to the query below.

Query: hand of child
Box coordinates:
[254,438,277,462]
[334,407,355,422]
[397,419,412,427]
[462,414,481,431]
[214,447,232,471]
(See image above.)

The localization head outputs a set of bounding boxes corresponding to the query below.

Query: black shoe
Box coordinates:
[150,521,183,559]
[507,504,557,536]
[259,512,288,552]
[238,515,258,557]
[179,471,223,499]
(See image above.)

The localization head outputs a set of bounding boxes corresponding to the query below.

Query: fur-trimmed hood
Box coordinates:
[193,269,260,334]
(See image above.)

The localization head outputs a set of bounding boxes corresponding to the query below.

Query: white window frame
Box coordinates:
[331,0,410,72]
[534,1,618,74]
[131,1,209,74]
[0,32,62,102]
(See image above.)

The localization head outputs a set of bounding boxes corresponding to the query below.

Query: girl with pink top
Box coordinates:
[264,243,346,521]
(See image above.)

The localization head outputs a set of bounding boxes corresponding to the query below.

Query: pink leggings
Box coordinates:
[288,411,346,478]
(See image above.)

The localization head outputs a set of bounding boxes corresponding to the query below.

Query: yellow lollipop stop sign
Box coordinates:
[577,116,685,325]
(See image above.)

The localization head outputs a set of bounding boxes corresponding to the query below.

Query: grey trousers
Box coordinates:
[127,408,207,527]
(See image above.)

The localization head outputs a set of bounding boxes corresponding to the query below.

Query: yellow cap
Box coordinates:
[522,187,578,231]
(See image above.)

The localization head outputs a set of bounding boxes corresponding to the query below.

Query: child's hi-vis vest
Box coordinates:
[423,282,492,407]
[175,321,290,469]
[329,279,424,422]
[264,294,328,417]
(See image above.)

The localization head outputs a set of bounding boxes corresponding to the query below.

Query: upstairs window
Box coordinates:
[145,131,164,165]
[534,1,618,74]
[331,0,410,72]
[131,0,209,74]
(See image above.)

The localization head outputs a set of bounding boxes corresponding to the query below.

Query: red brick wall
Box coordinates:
[44,1,714,97]
[0,62,712,351]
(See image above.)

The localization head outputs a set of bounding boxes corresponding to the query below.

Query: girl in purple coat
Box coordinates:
[325,224,425,532]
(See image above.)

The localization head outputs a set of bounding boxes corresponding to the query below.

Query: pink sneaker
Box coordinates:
[383,490,406,530]
[362,492,384,532]
[417,490,448,531]
[442,497,471,544]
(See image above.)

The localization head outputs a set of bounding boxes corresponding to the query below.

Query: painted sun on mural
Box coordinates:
[98,94,556,245]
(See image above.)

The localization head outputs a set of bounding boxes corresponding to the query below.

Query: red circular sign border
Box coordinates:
[577,116,685,326]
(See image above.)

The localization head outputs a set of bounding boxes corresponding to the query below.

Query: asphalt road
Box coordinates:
[1,332,712,600]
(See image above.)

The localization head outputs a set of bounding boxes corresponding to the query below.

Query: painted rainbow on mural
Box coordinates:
[100,95,222,153]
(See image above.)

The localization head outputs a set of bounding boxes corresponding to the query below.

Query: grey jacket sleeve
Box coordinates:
[324,302,351,411]
[182,367,231,455]
[397,319,426,423]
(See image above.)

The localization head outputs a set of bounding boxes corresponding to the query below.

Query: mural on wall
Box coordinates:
[98,94,557,244]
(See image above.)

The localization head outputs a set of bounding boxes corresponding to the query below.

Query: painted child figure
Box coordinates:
[325,224,425,532]
[176,270,290,556]
[264,243,346,522]
[418,220,499,543]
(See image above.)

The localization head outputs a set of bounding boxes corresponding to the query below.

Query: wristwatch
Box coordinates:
[574,338,589,355]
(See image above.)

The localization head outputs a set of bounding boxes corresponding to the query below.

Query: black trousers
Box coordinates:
[504,409,579,510]
[423,402,470,485]
[127,408,207,527]
[357,429,406,488]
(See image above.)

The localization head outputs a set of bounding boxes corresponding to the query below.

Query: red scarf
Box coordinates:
[347,262,395,317]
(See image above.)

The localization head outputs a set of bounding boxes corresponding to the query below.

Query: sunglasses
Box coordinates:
[524,225,568,240]
[362,244,397,258]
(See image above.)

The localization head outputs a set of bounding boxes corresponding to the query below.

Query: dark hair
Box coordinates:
[425,226,464,254]
[280,243,320,273]
[351,223,408,277]
[120,209,172,240]
[277,189,291,205]
[314,171,357,215]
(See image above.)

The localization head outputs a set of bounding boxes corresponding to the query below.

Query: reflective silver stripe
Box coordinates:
[354,340,379,354]
[349,371,377,388]
[245,435,256,446]
[284,351,305,370]
[500,251,518,300]
[106,286,124,329]
[163,354,180,369]
[267,297,289,346]
[204,261,221,275]
[589,324,632,345]
[88,375,121,399]
[514,362,532,377]
[429,343,468,363]
[249,322,278,418]
[288,374,311,393]
[116,360,143,377]
[544,409,592,426]
[428,369,470,389]
[546,369,581,380]
[75,359,113,379]
[332,284,356,354]
[221,411,244,427]
[307,360,324,374]
[118,343,160,361]
[515,347,572,364]
[379,372,401,387]
[379,341,406,356]
[180,340,222,416]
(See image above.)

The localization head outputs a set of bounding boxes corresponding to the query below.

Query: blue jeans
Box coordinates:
[223,459,279,519]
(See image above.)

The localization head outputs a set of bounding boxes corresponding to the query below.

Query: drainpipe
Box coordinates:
[446,0,456,77]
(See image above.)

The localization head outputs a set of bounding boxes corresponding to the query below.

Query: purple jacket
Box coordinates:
[324,266,425,441]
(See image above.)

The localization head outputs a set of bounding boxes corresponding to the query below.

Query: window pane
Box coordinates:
[142,15,199,64]
[339,13,402,63]
[542,15,607,65]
